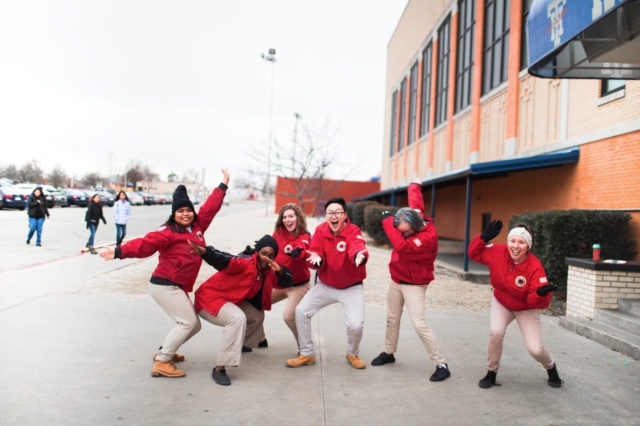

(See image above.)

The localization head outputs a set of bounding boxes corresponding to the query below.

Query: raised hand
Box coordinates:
[481,220,503,242]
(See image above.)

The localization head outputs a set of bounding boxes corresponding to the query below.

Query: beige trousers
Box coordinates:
[384,281,446,365]
[262,283,310,345]
[487,296,554,371]
[148,283,201,362]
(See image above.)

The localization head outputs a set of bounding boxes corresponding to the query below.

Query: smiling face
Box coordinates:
[282,208,297,234]
[507,235,529,263]
[325,202,347,235]
[174,207,195,227]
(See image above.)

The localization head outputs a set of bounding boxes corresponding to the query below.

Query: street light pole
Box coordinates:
[261,48,276,216]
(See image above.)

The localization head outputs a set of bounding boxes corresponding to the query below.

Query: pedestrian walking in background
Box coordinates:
[253,203,311,351]
[99,168,229,379]
[113,190,131,246]
[85,193,106,254]
[286,197,369,370]
[192,235,293,386]
[468,220,562,389]
[371,179,451,382]
[26,186,50,247]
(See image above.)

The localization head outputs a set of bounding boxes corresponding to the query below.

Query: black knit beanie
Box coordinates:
[172,185,194,214]
[254,234,279,256]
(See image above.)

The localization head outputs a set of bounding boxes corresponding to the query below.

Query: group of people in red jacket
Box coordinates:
[100,170,562,389]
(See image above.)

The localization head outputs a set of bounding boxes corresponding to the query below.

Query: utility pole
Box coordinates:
[292,112,301,176]
[261,48,276,216]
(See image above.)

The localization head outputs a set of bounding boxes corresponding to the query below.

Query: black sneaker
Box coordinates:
[546,364,563,388]
[429,363,451,382]
[258,339,268,348]
[371,352,395,366]
[212,368,231,386]
[478,371,498,388]
[241,346,253,353]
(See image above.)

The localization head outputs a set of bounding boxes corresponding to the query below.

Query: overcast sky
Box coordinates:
[0,1,406,188]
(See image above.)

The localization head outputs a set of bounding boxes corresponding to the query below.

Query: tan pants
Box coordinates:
[198,301,264,367]
[384,282,446,365]
[261,283,310,345]
[148,283,201,362]
[487,296,554,371]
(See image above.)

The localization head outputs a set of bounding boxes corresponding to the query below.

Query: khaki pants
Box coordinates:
[259,283,310,346]
[384,282,446,365]
[487,296,554,371]
[198,301,264,367]
[148,283,201,362]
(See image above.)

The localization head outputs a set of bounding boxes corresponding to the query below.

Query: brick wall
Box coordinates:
[566,265,640,319]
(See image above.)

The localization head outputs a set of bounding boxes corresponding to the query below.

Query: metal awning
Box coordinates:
[527,0,640,79]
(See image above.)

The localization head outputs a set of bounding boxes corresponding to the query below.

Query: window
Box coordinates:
[398,78,407,152]
[601,79,625,96]
[435,15,451,127]
[482,0,510,94]
[520,0,534,70]
[420,43,433,137]
[408,61,419,145]
[455,0,476,112]
[389,90,398,156]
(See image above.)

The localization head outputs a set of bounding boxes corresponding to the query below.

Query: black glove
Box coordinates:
[536,284,557,296]
[480,220,503,242]
[381,210,394,219]
[287,247,302,258]
[241,245,255,255]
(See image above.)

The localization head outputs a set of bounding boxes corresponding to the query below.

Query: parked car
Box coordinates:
[64,188,90,207]
[96,190,115,207]
[136,191,155,205]
[127,191,144,205]
[0,187,28,210]
[154,193,171,205]
[49,188,68,207]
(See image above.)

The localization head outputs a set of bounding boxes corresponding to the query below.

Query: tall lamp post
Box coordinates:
[261,48,276,216]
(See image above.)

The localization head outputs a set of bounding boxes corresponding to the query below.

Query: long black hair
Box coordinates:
[163,211,199,234]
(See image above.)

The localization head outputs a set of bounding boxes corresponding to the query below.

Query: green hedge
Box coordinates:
[511,210,637,298]
[364,205,400,246]
[348,200,380,229]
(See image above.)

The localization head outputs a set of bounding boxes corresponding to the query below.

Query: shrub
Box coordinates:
[511,210,637,299]
[349,201,380,229]
[364,205,400,246]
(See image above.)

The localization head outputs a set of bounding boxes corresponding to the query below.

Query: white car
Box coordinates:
[126,191,144,205]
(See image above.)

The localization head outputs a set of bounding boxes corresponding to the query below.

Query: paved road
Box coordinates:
[0,200,638,425]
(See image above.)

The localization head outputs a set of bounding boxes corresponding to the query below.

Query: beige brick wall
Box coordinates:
[566,265,640,319]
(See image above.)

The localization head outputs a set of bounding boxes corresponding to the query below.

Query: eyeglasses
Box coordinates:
[325,210,344,218]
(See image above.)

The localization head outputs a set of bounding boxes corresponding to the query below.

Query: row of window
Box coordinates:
[388,0,625,157]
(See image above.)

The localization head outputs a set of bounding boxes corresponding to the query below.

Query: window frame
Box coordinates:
[455,0,476,112]
[420,42,433,137]
[435,15,451,127]
[482,0,511,95]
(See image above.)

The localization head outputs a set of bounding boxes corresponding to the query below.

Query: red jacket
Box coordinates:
[272,228,311,288]
[384,181,438,285]
[467,235,551,311]
[116,184,227,293]
[308,221,367,289]
[194,248,293,316]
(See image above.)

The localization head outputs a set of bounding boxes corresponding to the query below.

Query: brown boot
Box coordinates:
[151,360,185,378]
[153,352,185,363]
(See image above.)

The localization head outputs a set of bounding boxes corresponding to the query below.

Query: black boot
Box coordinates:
[546,364,562,388]
[478,371,498,388]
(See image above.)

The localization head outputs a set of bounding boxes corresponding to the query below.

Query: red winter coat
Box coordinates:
[308,221,368,289]
[384,182,438,285]
[467,235,551,311]
[194,248,293,316]
[116,184,227,293]
[272,228,311,288]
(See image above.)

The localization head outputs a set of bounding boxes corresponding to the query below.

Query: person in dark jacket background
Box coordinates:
[26,186,50,247]
[85,193,106,254]
[370,179,451,382]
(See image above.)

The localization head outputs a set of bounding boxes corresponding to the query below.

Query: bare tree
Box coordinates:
[0,164,19,181]
[124,161,145,191]
[48,167,68,188]
[271,117,339,210]
[80,172,105,188]
[17,160,44,183]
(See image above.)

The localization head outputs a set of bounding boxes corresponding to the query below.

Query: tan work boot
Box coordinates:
[286,354,315,368]
[346,353,366,369]
[153,352,185,363]
[151,360,185,378]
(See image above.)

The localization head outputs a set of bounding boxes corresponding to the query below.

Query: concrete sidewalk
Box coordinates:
[1,202,638,425]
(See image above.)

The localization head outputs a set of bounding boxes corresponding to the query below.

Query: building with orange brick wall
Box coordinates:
[365,0,640,260]
[274,176,380,217]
